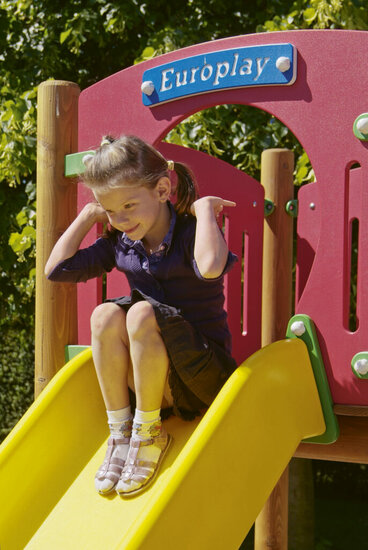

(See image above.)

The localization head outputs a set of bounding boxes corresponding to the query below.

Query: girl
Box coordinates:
[45,135,237,497]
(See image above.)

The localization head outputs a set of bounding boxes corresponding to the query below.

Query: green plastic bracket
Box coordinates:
[351,352,368,379]
[264,199,275,217]
[286,314,339,444]
[65,344,90,363]
[353,113,368,141]
[285,199,298,217]
[64,151,95,178]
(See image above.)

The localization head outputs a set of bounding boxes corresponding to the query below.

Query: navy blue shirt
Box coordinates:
[48,204,237,353]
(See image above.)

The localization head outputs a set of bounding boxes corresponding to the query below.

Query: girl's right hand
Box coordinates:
[45,202,108,277]
[83,202,109,224]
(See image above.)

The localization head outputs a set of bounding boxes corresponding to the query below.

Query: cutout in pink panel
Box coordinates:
[345,164,362,333]
[347,217,359,332]
[241,231,250,336]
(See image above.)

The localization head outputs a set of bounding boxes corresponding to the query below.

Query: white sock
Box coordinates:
[132,408,161,441]
[107,406,132,437]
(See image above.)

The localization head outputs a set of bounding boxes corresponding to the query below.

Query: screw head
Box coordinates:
[356,117,368,135]
[353,113,368,141]
[351,353,368,378]
[141,81,155,96]
[276,56,291,73]
[290,320,306,337]
[354,358,368,376]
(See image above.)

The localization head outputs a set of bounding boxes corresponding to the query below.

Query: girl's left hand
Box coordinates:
[190,196,236,218]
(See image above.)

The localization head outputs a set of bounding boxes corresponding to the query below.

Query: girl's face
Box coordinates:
[93,178,171,245]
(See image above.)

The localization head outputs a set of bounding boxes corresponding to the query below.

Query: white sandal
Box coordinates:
[116,422,171,497]
[95,420,132,495]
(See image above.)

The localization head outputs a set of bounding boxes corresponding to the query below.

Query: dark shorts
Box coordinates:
[106,289,237,420]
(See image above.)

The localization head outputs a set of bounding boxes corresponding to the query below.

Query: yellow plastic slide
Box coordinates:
[0,339,325,550]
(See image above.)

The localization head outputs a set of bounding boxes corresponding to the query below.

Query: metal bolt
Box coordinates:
[353,113,368,141]
[276,56,291,73]
[353,358,368,376]
[356,117,368,135]
[309,202,316,210]
[290,320,306,337]
[141,81,155,96]
[253,201,257,207]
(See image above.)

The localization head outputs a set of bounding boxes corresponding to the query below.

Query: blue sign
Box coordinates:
[141,43,296,107]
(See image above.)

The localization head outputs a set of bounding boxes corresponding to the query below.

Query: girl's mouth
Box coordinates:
[124,224,139,234]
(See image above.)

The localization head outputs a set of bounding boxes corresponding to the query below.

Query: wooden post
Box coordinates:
[254,149,294,550]
[35,80,80,398]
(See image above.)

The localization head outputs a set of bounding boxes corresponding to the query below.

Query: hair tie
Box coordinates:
[167,160,175,171]
[100,138,111,147]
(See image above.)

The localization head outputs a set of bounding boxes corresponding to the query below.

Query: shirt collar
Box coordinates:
[121,201,176,254]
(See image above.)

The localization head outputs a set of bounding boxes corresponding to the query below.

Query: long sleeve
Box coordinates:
[47,236,116,283]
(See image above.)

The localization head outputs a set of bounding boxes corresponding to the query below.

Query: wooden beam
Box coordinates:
[295,415,368,464]
[35,80,80,397]
[333,405,368,417]
[254,149,294,550]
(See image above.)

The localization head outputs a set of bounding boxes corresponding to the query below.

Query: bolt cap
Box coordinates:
[356,117,368,135]
[276,56,291,72]
[141,81,155,96]
[290,320,306,337]
[354,358,368,376]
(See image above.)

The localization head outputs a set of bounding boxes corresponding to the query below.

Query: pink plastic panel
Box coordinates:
[296,165,368,406]
[77,30,368,405]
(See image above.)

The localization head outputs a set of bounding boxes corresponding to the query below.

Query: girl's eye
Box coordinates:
[124,203,135,209]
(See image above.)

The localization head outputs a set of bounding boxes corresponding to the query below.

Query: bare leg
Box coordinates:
[90,302,131,411]
[91,303,134,495]
[126,301,173,410]
[117,301,173,496]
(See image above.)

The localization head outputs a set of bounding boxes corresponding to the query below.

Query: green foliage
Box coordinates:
[166,104,314,185]
[0,88,37,186]
[0,326,34,442]
[257,0,368,31]
[9,202,36,261]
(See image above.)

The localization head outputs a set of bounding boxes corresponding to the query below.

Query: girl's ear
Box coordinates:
[156,177,171,202]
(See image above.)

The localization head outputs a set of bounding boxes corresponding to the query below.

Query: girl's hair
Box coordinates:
[82,135,199,216]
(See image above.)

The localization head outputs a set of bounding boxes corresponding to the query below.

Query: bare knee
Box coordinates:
[126,301,158,340]
[90,303,127,340]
